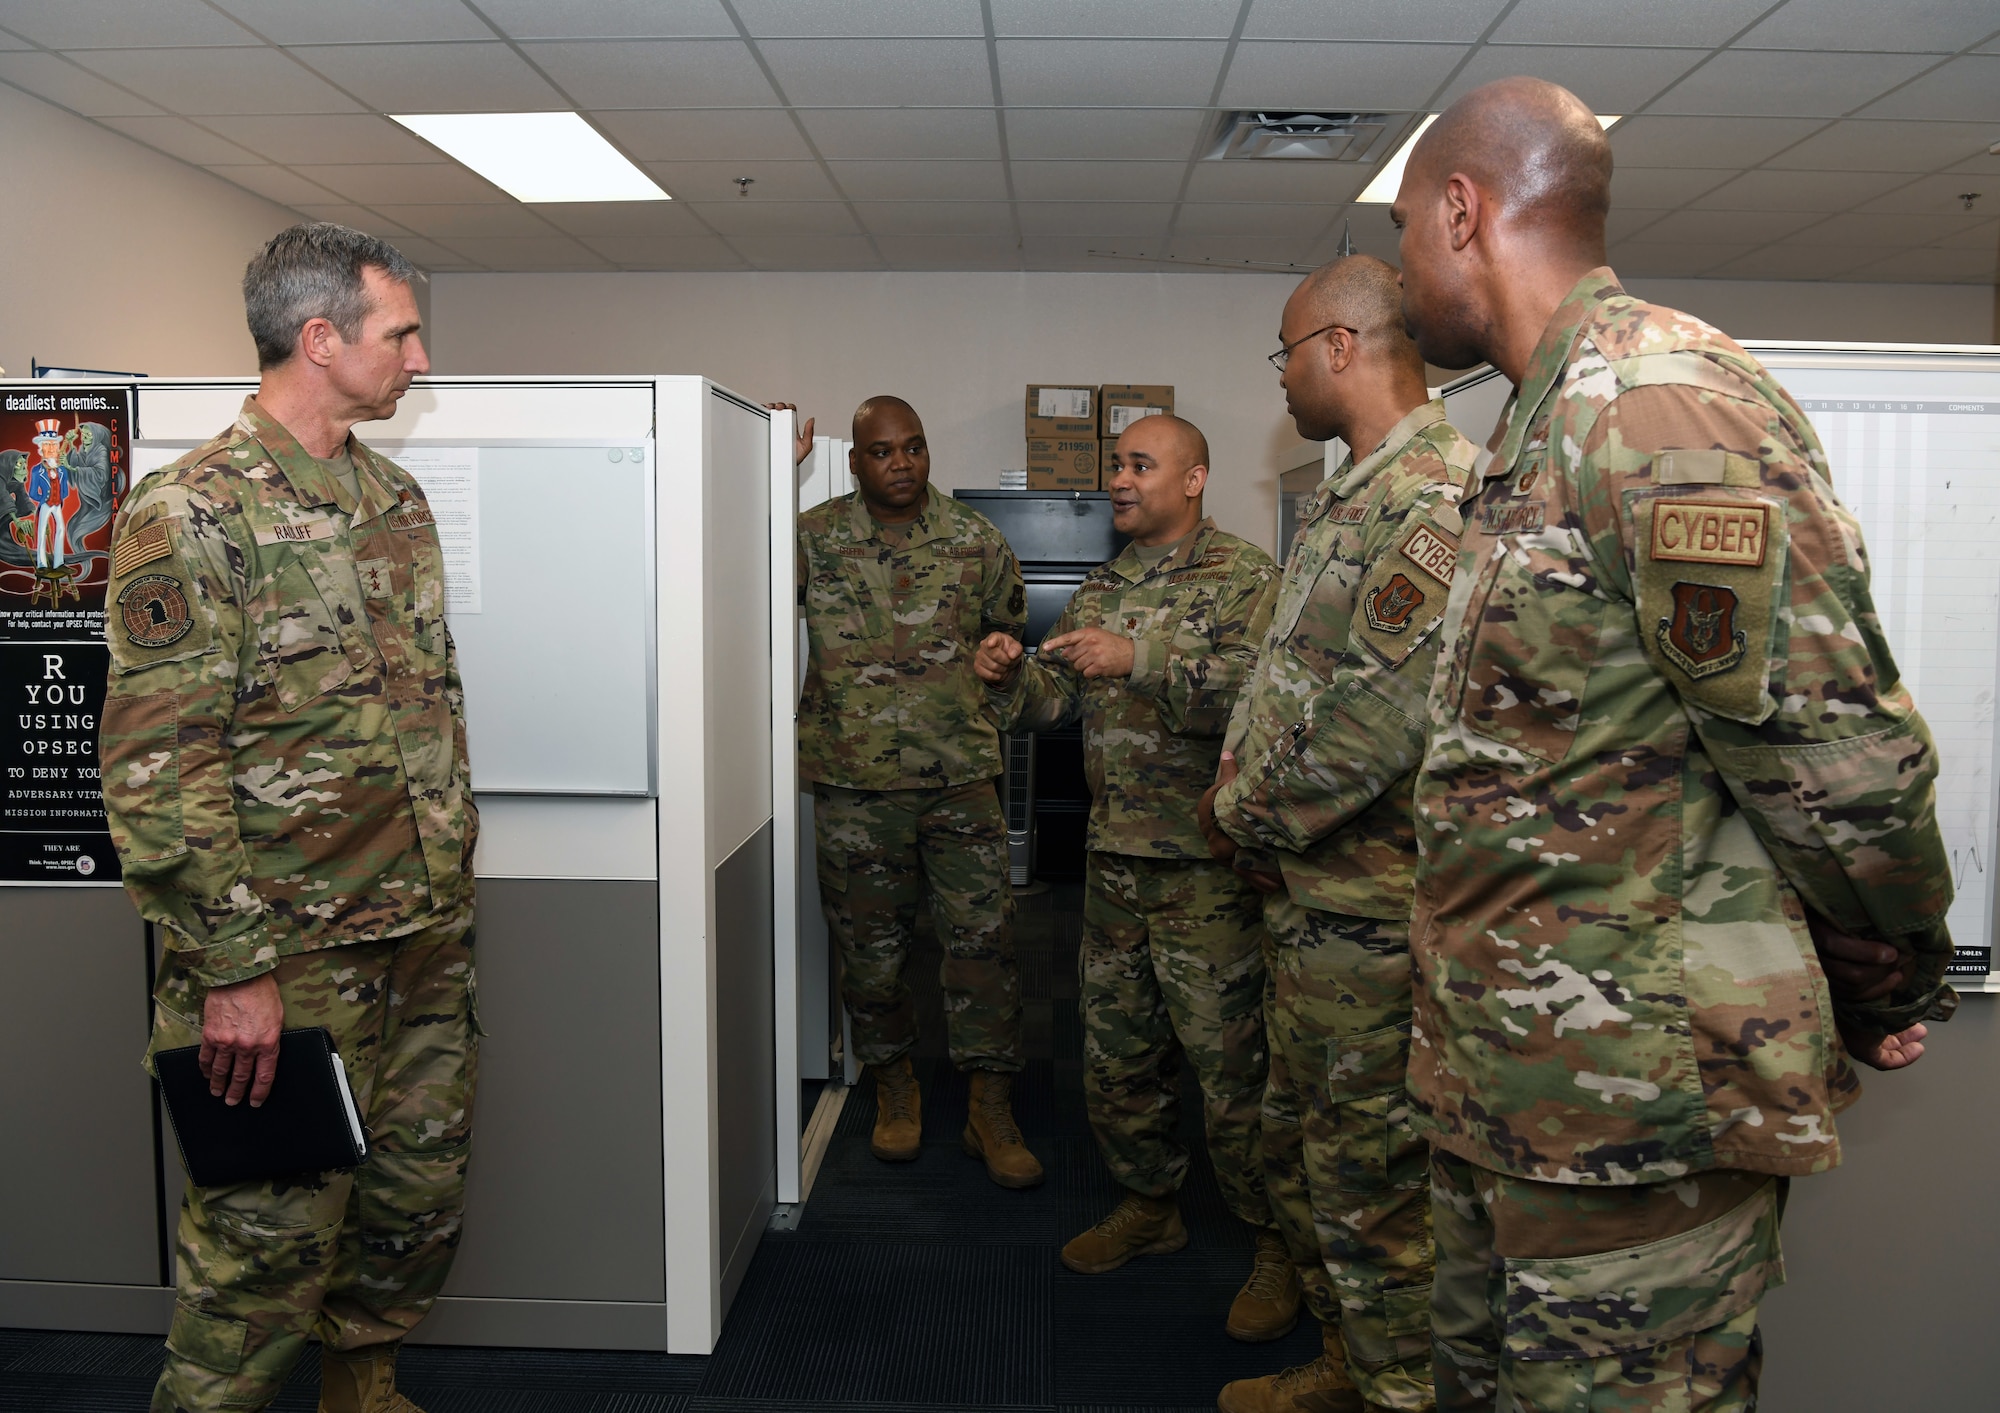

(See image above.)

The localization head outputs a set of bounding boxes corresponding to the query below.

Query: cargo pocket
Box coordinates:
[166,1302,248,1372]
[258,559,357,712]
[1500,1178,1783,1364]
[815,838,849,895]
[1326,1023,1422,1195]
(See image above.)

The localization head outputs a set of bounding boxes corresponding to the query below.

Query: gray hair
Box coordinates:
[242,222,421,369]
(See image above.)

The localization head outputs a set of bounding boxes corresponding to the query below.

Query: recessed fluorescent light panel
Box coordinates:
[391,111,669,203]
[1357,113,1621,204]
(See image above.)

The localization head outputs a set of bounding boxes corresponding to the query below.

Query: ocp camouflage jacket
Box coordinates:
[986,518,1277,858]
[1411,269,1954,1186]
[98,397,476,987]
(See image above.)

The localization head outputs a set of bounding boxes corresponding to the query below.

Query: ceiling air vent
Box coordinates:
[1207,112,1390,162]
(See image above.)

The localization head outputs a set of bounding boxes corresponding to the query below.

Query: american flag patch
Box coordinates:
[111,521,172,577]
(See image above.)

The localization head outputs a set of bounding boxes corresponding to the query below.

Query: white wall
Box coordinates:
[433,268,1996,555]
[0,84,309,380]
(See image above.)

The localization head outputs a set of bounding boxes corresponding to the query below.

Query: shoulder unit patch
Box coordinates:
[1397,522,1459,587]
[1363,572,1426,633]
[117,574,195,649]
[1649,498,1769,567]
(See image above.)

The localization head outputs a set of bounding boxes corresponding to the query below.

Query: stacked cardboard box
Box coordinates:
[1026,384,1099,489]
[1101,384,1175,438]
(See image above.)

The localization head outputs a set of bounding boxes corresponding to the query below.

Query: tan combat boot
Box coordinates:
[1060,1192,1187,1273]
[1226,1228,1303,1342]
[319,1344,428,1413]
[961,1069,1045,1188]
[869,1056,923,1161]
[1216,1321,1363,1413]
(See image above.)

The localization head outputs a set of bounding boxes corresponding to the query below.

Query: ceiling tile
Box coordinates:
[1220,41,1468,110]
[98,114,263,164]
[1004,108,1208,160]
[1018,235,1174,270]
[1606,209,1672,243]
[852,202,1016,236]
[73,46,362,114]
[993,0,1241,37]
[199,114,442,164]
[1611,167,1734,208]
[1174,202,1339,240]
[1929,216,1999,248]
[686,200,860,236]
[735,0,984,37]
[477,0,734,40]
[288,163,511,205]
[0,0,255,49]
[1306,202,1401,260]
[1180,160,1371,203]
[529,201,709,237]
[1437,45,1704,112]
[1690,168,1913,212]
[1764,119,1999,172]
[0,52,163,115]
[1633,208,1824,244]
[1736,0,2000,53]
[1493,0,1772,47]
[1159,239,1320,267]
[578,233,749,268]
[1606,241,1753,277]
[438,235,614,270]
[203,163,342,205]
[1854,172,2000,213]
[1649,50,1935,118]
[798,108,1001,160]
[1857,55,2000,122]
[1608,116,1826,168]
[292,42,568,111]
[209,0,492,44]
[522,39,780,108]
[592,108,812,161]
[1015,202,1175,235]
[1943,146,2000,176]
[1243,0,1511,42]
[824,160,1010,200]
[996,39,1227,106]
[1842,246,1998,281]
[391,235,481,269]
[643,160,839,201]
[0,33,29,50]
[873,234,1023,268]
[292,205,419,238]
[370,203,560,237]
[1784,211,1987,246]
[759,38,992,105]
[1704,246,1890,280]
[731,233,882,268]
[1009,160,1186,201]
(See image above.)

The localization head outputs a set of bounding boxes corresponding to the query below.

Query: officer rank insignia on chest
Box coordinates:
[117,574,194,648]
[1397,522,1459,586]
[1364,573,1426,633]
[357,557,394,599]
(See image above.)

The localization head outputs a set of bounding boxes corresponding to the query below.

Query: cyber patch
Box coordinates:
[1657,581,1747,678]
[1363,572,1425,633]
[1397,521,1459,587]
[385,501,435,532]
[111,521,173,577]
[117,574,194,649]
[1649,498,1769,567]
[1479,502,1547,535]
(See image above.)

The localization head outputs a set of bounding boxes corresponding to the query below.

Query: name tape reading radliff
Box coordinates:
[253,516,337,547]
[1650,498,1769,567]
[1398,522,1459,587]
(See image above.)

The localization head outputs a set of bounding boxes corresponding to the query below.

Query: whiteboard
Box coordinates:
[1446,345,2000,988]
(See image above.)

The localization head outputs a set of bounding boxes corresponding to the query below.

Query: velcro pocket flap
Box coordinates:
[166,1302,249,1373]
[1326,1020,1412,1104]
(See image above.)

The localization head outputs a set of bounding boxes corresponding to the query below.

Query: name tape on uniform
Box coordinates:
[1650,499,1768,567]
[254,515,337,547]
[1398,522,1459,587]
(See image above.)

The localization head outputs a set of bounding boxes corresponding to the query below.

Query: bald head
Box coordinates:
[1290,254,1424,374]
[1121,412,1209,474]
[1276,255,1432,445]
[1407,76,1611,249]
[853,393,921,442]
[1108,413,1210,546]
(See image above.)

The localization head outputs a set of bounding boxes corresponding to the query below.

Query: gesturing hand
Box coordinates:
[200,972,285,1107]
[762,402,816,466]
[975,631,1025,686]
[1041,626,1135,679]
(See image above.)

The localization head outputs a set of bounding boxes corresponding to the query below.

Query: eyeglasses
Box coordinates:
[1267,322,1356,372]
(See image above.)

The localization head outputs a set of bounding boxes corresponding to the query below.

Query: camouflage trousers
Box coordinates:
[1430,1152,1785,1413]
[1081,851,1272,1227]
[1263,893,1433,1412]
[146,913,478,1411]
[813,780,1021,1072]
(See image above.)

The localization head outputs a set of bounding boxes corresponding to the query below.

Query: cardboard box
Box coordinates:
[1100,439,1121,477]
[1025,383,1098,439]
[1027,436,1100,491]
[1101,383,1176,437]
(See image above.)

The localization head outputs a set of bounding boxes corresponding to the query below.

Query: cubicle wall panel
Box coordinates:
[0,889,160,1290]
[437,878,666,1307]
[715,821,777,1317]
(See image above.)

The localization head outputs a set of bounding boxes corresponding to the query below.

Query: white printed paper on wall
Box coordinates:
[393,446,482,614]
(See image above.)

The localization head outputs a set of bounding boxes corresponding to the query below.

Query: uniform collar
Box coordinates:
[234,396,402,524]
[844,484,947,549]
[1327,398,1450,502]
[1485,266,1625,486]
[1109,516,1215,583]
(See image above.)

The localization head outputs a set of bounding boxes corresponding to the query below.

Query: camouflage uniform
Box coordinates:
[801,487,1026,1070]
[987,520,1278,1222]
[98,398,479,1411]
[1412,270,1956,1409]
[1215,401,1478,1411]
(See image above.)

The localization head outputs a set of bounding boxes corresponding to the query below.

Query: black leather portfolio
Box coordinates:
[156,1027,368,1187]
